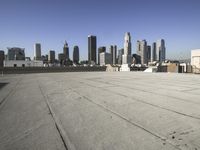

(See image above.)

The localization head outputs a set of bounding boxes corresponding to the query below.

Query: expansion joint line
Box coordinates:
[68,87,182,150]
[82,80,200,121]
[38,83,69,150]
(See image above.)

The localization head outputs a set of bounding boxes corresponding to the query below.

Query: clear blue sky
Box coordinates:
[0,0,200,60]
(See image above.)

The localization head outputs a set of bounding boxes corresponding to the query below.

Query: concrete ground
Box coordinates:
[0,72,200,150]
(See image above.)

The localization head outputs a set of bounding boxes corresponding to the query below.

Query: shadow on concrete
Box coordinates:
[0,83,8,90]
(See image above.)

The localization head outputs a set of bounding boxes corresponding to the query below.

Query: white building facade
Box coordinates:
[191,49,200,73]
[122,32,132,65]
[121,32,132,71]
[4,60,43,67]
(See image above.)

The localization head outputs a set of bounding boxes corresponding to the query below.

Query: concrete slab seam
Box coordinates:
[69,87,182,150]
[38,83,76,150]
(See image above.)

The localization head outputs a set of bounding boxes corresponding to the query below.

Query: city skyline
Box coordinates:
[0,0,200,60]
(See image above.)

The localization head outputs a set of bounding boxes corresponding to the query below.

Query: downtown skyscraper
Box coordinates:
[88,35,97,64]
[151,42,156,62]
[73,46,79,64]
[98,46,106,65]
[137,40,148,65]
[124,32,132,55]
[156,39,166,62]
[109,45,117,65]
[63,41,69,60]
[34,43,41,60]
[122,32,132,64]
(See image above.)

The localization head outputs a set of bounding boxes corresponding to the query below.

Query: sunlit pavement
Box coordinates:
[0,72,200,150]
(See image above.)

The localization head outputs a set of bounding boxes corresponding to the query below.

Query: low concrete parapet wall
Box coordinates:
[0,66,106,74]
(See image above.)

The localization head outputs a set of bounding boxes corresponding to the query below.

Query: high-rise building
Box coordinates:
[132,54,141,64]
[100,52,112,66]
[113,45,117,65]
[41,55,48,63]
[34,43,41,60]
[58,53,65,65]
[73,46,79,64]
[63,41,69,60]
[151,42,156,62]
[48,50,55,64]
[122,32,132,64]
[7,47,25,60]
[137,40,148,65]
[109,45,114,64]
[98,46,106,65]
[109,45,117,64]
[147,45,151,62]
[118,49,124,64]
[124,32,132,55]
[0,50,5,67]
[88,35,97,64]
[156,39,166,62]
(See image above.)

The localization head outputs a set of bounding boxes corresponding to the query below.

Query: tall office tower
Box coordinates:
[34,43,41,60]
[58,53,65,65]
[98,46,106,65]
[7,47,25,60]
[124,32,132,55]
[48,50,55,64]
[88,35,97,64]
[0,50,5,67]
[73,46,79,64]
[100,52,112,66]
[63,41,69,60]
[113,45,117,65]
[122,32,132,64]
[109,45,117,64]
[132,54,141,64]
[147,45,151,62]
[109,45,114,64]
[118,49,124,64]
[137,40,148,65]
[156,39,166,62]
[151,42,156,62]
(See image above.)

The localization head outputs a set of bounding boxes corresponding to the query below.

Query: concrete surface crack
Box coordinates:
[38,83,69,150]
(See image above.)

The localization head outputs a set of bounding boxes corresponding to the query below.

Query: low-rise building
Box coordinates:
[106,64,120,72]
[4,60,43,67]
[191,49,200,73]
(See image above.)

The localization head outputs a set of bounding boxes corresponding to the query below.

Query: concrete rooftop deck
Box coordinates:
[0,72,200,150]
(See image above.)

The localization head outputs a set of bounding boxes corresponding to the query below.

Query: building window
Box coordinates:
[22,64,25,67]
[14,64,17,67]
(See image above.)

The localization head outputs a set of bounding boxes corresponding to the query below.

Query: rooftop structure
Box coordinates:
[191,49,200,73]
